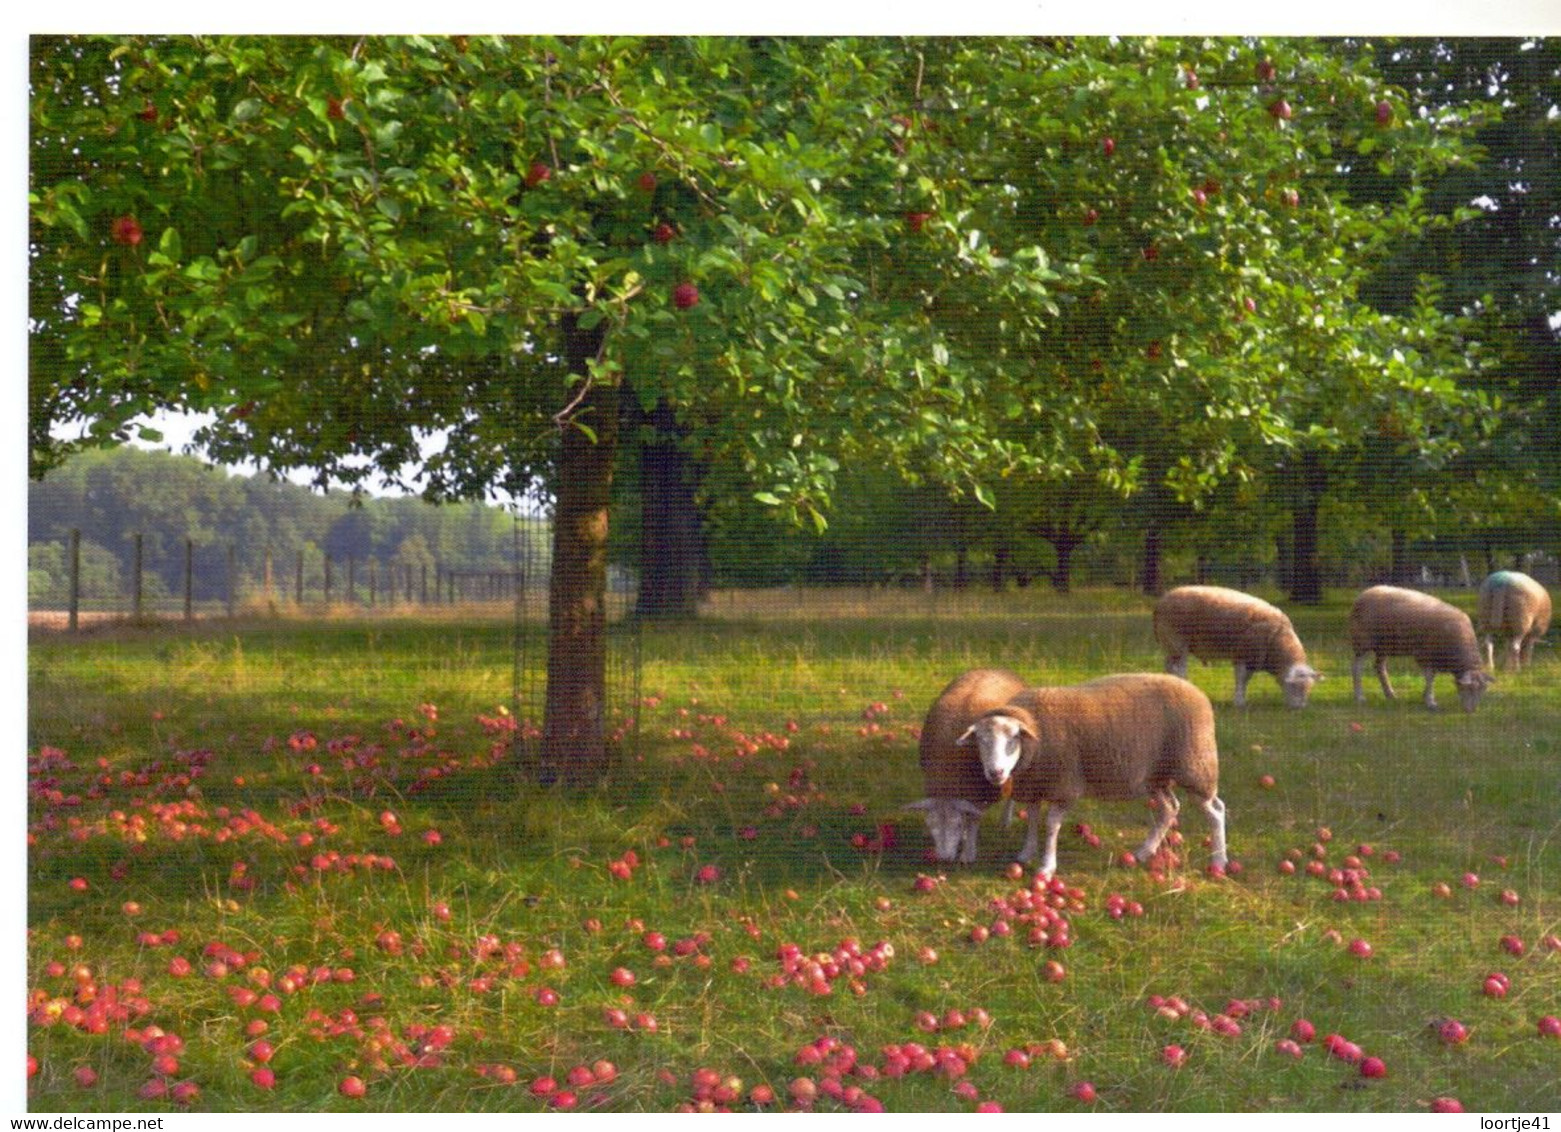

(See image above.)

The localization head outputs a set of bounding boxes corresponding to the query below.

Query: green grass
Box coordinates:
[23,589,1561,1112]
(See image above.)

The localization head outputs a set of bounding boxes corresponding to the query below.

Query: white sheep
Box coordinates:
[1477,570,1552,672]
[904,667,1028,863]
[1153,585,1322,708]
[956,673,1227,878]
[1349,585,1492,712]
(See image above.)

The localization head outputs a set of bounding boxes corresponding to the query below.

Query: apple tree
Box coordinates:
[860,38,1494,597]
[30,35,1072,782]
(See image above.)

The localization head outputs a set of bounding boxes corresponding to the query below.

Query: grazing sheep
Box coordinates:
[1477,570,1552,672]
[1349,585,1492,712]
[956,673,1227,878]
[1153,585,1322,708]
[904,667,1028,863]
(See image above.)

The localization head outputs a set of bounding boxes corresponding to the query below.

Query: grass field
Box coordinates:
[22,588,1561,1112]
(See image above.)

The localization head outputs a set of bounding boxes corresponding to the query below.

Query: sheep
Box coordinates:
[1348,585,1492,712]
[1153,585,1322,708]
[1477,570,1552,672]
[904,667,1028,863]
[955,673,1227,878]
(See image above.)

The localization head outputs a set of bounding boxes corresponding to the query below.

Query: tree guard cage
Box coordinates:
[503,504,642,783]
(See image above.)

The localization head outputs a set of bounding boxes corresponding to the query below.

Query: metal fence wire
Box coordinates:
[28,508,644,769]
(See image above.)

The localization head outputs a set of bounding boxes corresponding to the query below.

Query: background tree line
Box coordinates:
[28,446,542,606]
[29,436,1556,611]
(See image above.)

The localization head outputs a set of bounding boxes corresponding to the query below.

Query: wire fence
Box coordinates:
[28,519,643,768]
[28,530,635,628]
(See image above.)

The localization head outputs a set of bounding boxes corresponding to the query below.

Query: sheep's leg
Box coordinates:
[1199,793,1229,868]
[1038,804,1066,879]
[1232,663,1251,707]
[1352,654,1367,703]
[1520,634,1538,670]
[1375,657,1396,700]
[1134,788,1180,862]
[1420,666,1439,710]
[1483,635,1496,672]
[1015,803,1042,865]
[1165,652,1189,679]
[1512,637,1528,672]
[959,813,980,865]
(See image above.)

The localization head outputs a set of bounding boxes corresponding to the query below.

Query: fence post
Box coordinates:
[227,544,237,618]
[421,563,428,605]
[434,563,442,606]
[295,549,304,605]
[132,532,144,619]
[184,539,194,622]
[348,556,357,605]
[324,556,333,605]
[263,546,274,607]
[369,560,377,607]
[67,528,81,632]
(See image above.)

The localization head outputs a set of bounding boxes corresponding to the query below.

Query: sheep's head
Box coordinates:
[1457,670,1493,713]
[904,798,984,862]
[1282,664,1323,709]
[957,709,1037,787]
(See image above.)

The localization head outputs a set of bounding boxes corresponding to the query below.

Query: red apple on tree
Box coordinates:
[673,282,700,310]
[111,216,144,247]
[525,161,551,188]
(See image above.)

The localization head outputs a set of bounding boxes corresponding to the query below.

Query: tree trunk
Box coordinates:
[1048,531,1079,594]
[636,401,707,621]
[953,544,969,591]
[1287,451,1326,605]
[543,315,615,787]
[1139,523,1163,597]
[1390,527,1412,587]
[990,543,1010,592]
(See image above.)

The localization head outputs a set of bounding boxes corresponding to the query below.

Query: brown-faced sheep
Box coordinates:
[956,673,1226,878]
[1153,585,1322,708]
[1349,585,1492,712]
[905,667,1028,863]
[1477,570,1552,672]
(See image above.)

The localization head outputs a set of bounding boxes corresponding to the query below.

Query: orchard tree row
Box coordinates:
[31,36,1557,780]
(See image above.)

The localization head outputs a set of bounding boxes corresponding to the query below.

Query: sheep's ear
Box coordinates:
[902,799,934,812]
[955,725,979,747]
[1006,713,1039,741]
